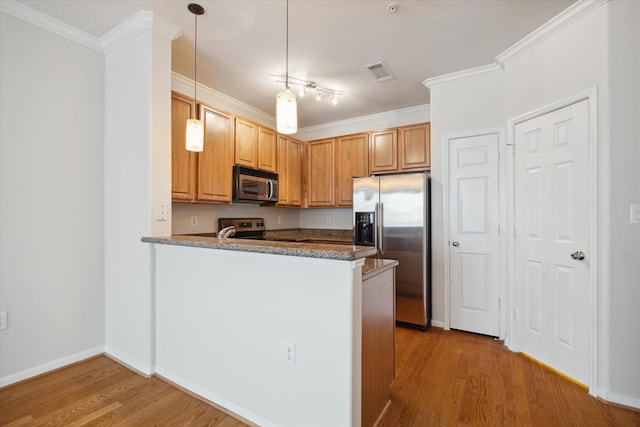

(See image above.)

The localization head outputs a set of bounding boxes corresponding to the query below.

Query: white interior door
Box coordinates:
[449,133,500,337]
[514,99,590,385]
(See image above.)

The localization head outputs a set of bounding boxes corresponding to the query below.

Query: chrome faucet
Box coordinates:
[217,226,236,239]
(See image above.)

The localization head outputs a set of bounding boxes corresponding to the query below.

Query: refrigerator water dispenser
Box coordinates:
[354,212,375,246]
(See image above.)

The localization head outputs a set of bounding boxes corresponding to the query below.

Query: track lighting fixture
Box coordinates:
[272,74,344,107]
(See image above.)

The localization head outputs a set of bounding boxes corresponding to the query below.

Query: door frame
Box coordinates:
[442,129,507,339]
[505,87,599,395]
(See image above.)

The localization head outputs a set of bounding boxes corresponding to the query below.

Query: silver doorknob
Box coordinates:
[452,241,460,247]
[570,251,585,260]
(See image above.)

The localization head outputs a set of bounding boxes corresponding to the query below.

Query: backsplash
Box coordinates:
[172,203,352,234]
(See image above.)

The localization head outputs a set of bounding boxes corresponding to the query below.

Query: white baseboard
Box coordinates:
[603,390,640,411]
[103,346,153,377]
[154,366,277,427]
[431,319,445,328]
[0,346,104,387]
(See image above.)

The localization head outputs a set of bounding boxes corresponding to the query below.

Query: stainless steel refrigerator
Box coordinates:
[353,173,431,330]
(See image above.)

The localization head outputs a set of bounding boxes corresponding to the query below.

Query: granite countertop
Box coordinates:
[362,258,399,281]
[142,235,377,261]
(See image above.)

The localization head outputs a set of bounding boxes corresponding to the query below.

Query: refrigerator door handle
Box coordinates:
[379,202,384,255]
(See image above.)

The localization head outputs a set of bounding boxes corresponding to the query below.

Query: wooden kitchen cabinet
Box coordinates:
[399,122,430,171]
[335,132,369,207]
[234,117,258,169]
[369,129,398,173]
[197,104,234,203]
[171,92,197,202]
[369,123,430,174]
[258,126,277,172]
[277,134,302,206]
[362,267,396,427]
[305,138,335,207]
[234,117,277,173]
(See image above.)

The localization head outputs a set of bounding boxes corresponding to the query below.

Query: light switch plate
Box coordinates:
[156,203,168,222]
[631,204,640,224]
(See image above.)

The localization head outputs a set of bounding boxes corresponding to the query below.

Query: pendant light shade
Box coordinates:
[185,118,204,151]
[276,89,297,134]
[276,0,297,134]
[186,3,205,152]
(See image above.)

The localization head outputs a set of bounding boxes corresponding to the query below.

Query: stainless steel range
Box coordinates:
[218,217,266,240]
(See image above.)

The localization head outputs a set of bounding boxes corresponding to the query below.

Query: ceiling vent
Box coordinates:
[366,61,394,82]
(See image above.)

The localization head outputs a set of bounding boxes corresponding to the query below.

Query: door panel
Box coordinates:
[514,99,590,385]
[449,133,500,336]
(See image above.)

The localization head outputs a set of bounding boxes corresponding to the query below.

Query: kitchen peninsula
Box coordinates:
[142,235,396,427]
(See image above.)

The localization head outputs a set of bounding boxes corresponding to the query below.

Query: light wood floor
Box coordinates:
[379,327,640,427]
[1,327,638,426]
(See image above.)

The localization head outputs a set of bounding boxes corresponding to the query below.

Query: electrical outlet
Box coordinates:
[0,311,7,331]
[191,216,198,227]
[284,342,295,365]
[326,217,332,225]
[277,216,282,225]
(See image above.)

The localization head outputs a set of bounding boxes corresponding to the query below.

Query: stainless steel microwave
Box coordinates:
[232,165,279,203]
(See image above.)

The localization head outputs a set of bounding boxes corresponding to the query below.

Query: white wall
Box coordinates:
[104,15,177,374]
[428,0,640,408]
[606,0,640,404]
[0,13,105,384]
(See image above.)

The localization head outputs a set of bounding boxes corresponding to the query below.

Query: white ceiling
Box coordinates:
[16,0,575,128]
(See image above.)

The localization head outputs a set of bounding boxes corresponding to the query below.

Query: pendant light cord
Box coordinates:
[193,11,198,111]
[285,0,289,90]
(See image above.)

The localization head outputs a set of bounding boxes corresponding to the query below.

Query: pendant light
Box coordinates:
[186,3,205,152]
[276,0,297,134]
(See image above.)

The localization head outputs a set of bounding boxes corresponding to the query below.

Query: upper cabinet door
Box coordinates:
[171,92,197,202]
[306,138,335,207]
[234,117,258,169]
[399,122,430,171]
[369,129,398,173]
[258,126,277,172]
[197,105,234,203]
[276,135,302,207]
[335,133,369,207]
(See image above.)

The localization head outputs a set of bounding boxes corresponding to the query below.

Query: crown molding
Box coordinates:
[172,72,276,127]
[495,0,608,67]
[0,0,102,52]
[422,63,502,89]
[0,2,182,54]
[101,11,182,54]
[302,104,430,133]
[297,104,430,141]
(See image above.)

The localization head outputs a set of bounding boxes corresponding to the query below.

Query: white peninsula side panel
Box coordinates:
[153,244,364,427]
